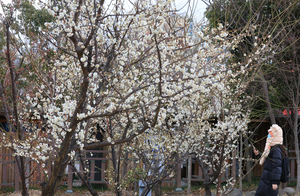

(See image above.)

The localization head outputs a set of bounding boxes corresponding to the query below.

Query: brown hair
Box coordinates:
[279,145,288,158]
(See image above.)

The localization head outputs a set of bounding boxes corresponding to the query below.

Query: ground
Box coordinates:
[0,187,257,196]
[1,188,236,196]
[1,181,296,196]
[4,190,203,196]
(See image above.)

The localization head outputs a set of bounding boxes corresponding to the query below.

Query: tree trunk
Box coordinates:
[41,130,77,195]
[25,158,30,190]
[239,134,243,191]
[15,156,28,196]
[203,163,212,196]
[133,160,138,194]
[41,160,69,196]
[111,145,122,196]
[5,21,29,196]
[154,158,162,196]
[187,156,191,194]
[154,181,162,196]
[245,139,252,183]
[204,184,212,196]
[141,184,151,196]
[70,161,99,196]
[292,111,300,192]
[259,71,276,124]
[232,150,236,183]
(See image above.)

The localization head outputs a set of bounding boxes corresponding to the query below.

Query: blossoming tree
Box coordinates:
[0,1,55,195]
[103,24,272,196]
[0,0,273,195]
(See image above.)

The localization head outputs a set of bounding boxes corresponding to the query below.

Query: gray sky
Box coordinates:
[1,0,208,22]
[174,0,208,22]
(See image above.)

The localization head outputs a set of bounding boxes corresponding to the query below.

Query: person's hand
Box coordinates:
[272,184,278,190]
[253,147,259,156]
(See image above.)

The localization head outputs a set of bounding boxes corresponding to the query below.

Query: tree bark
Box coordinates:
[111,144,122,196]
[204,183,212,196]
[5,20,29,196]
[154,181,162,196]
[245,139,252,183]
[259,71,276,124]
[41,118,82,195]
[202,163,212,196]
[239,134,243,191]
[141,184,151,196]
[187,156,191,194]
[70,163,99,196]
[292,110,300,192]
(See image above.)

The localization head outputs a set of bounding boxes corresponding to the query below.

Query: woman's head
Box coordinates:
[259,124,283,165]
[267,124,283,145]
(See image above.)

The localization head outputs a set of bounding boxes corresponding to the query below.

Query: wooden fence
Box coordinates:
[0,149,298,192]
[177,150,297,189]
[0,150,110,192]
[287,150,297,182]
[0,147,20,190]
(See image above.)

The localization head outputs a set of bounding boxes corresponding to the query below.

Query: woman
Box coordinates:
[253,124,283,196]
